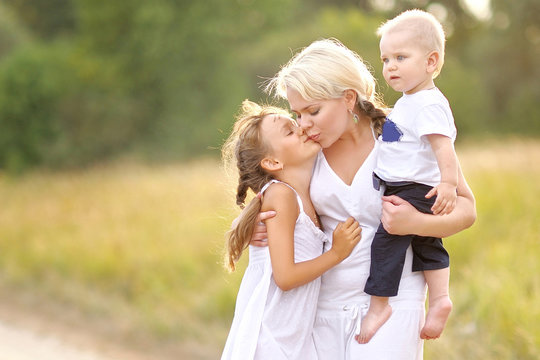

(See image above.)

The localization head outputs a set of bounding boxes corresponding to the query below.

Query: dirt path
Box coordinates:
[0,294,221,360]
[0,296,158,360]
[0,320,113,360]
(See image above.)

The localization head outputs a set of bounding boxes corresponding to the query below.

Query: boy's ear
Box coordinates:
[260,156,282,172]
[426,51,439,73]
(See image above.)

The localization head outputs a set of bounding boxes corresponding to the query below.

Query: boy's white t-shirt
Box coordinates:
[374,87,457,187]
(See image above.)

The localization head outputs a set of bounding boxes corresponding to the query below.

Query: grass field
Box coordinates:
[0,140,539,359]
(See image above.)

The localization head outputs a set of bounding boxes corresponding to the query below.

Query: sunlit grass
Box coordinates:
[0,140,539,359]
[423,139,540,359]
[0,159,244,349]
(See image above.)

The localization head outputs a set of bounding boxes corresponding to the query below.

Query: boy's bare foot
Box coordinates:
[355,303,392,344]
[420,295,453,340]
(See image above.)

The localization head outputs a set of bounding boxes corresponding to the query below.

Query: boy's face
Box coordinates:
[380,30,435,95]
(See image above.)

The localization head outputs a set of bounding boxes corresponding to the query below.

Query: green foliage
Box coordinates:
[0,42,149,171]
[0,44,68,172]
[0,0,537,171]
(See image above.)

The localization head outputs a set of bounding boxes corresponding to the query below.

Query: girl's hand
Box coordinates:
[331,217,362,260]
[381,195,420,235]
[425,182,457,215]
[249,211,276,247]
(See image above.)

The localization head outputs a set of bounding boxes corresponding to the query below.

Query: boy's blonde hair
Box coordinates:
[377,9,446,78]
[265,38,386,136]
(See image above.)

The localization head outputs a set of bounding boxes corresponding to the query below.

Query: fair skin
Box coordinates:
[257,114,362,291]
[357,29,459,343]
[251,92,475,336]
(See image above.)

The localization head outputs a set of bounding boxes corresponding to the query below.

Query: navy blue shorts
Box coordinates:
[364,179,450,297]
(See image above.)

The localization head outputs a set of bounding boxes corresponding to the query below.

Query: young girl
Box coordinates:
[221,100,362,360]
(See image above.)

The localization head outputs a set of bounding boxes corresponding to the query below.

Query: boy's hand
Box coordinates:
[426,182,457,215]
[331,217,362,260]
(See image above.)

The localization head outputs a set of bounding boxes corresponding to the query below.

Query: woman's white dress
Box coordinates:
[221,180,328,360]
[310,139,427,360]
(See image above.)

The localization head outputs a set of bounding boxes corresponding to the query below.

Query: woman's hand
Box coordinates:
[330,217,362,260]
[249,211,276,247]
[381,195,420,236]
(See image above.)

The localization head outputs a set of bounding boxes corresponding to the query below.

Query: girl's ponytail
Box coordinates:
[226,194,263,271]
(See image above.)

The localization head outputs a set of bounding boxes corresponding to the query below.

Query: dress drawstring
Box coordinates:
[343,302,369,359]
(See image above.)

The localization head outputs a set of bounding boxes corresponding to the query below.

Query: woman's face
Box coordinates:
[286,88,350,149]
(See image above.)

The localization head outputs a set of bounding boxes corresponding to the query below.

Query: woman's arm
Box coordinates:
[381,160,476,238]
[262,184,360,291]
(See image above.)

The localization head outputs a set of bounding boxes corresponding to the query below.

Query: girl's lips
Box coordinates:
[308,134,320,142]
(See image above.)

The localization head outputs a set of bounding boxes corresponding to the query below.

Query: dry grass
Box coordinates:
[0,140,539,359]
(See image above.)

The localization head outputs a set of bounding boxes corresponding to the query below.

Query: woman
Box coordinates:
[252,38,476,359]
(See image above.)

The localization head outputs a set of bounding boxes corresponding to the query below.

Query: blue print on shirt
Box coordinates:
[382,119,403,142]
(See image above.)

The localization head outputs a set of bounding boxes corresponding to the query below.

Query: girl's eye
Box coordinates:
[310,109,319,116]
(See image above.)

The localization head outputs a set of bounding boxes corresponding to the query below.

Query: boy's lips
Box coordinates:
[307,133,320,142]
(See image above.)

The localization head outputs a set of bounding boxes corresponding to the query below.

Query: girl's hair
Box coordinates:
[377,9,446,78]
[222,99,290,271]
[265,38,387,136]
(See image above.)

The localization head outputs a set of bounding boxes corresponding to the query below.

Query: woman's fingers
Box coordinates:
[250,239,268,247]
[256,210,277,222]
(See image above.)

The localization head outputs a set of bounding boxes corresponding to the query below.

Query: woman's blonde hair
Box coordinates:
[265,38,386,135]
[377,9,446,78]
[222,100,290,271]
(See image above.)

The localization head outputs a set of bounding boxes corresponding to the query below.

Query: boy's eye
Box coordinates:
[382,58,388,63]
[397,55,404,60]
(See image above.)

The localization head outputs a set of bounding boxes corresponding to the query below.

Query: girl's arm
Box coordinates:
[381,159,476,238]
[262,183,360,291]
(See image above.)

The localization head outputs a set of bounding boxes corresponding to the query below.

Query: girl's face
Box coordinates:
[260,114,321,168]
[287,88,350,149]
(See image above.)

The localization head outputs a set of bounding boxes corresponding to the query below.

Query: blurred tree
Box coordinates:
[0,0,537,171]
[2,0,75,38]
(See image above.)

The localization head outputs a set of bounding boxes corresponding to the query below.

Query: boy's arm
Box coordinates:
[426,134,458,215]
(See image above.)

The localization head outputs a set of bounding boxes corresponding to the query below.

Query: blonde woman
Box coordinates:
[251,38,476,359]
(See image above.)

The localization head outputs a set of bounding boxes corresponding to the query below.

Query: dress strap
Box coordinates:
[260,180,304,213]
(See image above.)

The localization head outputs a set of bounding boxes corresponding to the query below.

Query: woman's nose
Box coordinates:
[298,117,312,130]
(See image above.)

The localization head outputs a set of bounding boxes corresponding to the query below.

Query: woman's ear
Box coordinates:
[260,156,282,172]
[343,89,358,108]
[426,51,440,73]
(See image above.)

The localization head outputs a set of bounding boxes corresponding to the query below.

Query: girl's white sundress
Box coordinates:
[221,180,328,360]
[310,132,427,360]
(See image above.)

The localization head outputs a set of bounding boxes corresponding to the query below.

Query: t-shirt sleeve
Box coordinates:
[415,103,456,140]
